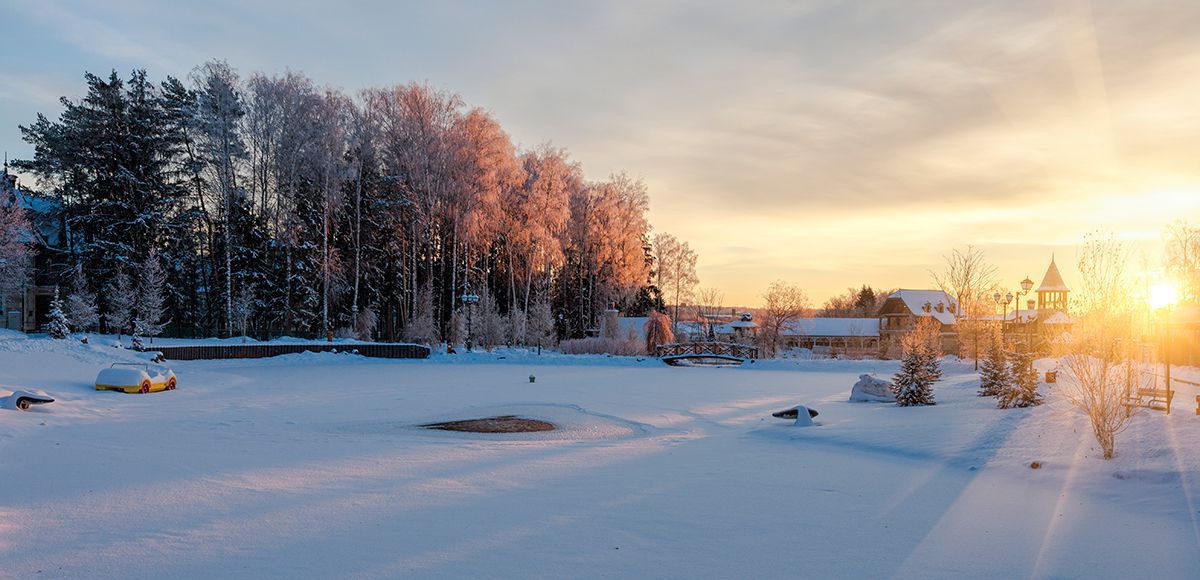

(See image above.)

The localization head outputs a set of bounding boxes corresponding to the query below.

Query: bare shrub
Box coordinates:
[560,332,645,356]
[1060,232,1135,460]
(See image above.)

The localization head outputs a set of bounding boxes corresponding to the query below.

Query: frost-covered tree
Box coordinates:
[475,286,505,351]
[65,264,99,332]
[978,326,1011,397]
[135,250,168,339]
[999,348,1042,408]
[892,317,941,406]
[47,288,70,339]
[404,283,437,345]
[230,283,255,339]
[105,269,135,338]
[0,196,31,299]
[653,233,699,331]
[526,294,556,348]
[193,60,247,336]
[644,310,674,355]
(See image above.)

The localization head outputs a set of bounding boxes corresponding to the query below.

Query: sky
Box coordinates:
[1,0,1197,307]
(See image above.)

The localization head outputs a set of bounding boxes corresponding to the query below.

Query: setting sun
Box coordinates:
[1148,282,1180,309]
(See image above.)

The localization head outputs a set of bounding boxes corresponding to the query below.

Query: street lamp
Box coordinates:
[461,292,480,351]
[1019,276,1034,355]
[993,291,1013,335]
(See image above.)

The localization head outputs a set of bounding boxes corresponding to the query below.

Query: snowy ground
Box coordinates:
[3,332,1200,578]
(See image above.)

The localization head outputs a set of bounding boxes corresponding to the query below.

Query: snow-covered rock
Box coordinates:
[792,406,815,427]
[772,404,818,426]
[849,374,894,402]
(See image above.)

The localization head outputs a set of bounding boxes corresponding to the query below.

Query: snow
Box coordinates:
[3,332,1200,578]
[849,373,895,402]
[887,289,959,325]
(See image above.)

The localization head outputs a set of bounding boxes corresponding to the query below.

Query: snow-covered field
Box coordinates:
[3,331,1200,578]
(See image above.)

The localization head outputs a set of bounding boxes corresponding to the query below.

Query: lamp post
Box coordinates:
[993,290,1013,336]
[1019,276,1034,360]
[461,292,480,351]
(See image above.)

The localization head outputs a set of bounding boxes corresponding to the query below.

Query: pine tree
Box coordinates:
[999,348,1043,408]
[131,318,146,350]
[47,288,71,339]
[892,317,940,406]
[978,326,1011,397]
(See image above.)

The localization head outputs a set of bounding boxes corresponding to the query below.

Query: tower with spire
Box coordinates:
[1036,255,1070,312]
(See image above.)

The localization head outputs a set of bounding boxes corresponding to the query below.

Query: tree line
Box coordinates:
[14,62,685,343]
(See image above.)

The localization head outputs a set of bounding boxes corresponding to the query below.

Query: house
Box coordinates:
[877,289,959,357]
[779,317,879,356]
[0,166,57,332]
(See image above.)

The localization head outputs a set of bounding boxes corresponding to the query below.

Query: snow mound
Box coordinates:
[849,374,895,402]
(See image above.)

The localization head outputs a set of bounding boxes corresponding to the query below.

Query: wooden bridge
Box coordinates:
[655,342,758,366]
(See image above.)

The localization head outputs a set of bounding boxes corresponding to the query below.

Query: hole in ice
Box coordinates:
[421,415,556,433]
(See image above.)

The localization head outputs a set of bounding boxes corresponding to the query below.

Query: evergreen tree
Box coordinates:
[892,317,940,406]
[47,288,71,339]
[105,269,135,338]
[131,318,146,350]
[999,348,1043,408]
[135,249,168,339]
[65,264,99,332]
[978,326,1011,397]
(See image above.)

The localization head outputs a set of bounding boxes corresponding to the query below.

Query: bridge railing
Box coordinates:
[655,342,758,360]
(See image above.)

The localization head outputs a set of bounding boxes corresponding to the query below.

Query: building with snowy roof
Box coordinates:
[0,166,57,332]
[877,289,959,357]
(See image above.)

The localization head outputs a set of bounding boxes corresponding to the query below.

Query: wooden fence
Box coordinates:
[146,342,431,361]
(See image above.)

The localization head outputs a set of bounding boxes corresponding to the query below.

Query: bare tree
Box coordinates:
[931,245,997,369]
[1163,220,1199,304]
[695,287,724,340]
[1061,232,1134,460]
[758,280,809,358]
[653,233,699,331]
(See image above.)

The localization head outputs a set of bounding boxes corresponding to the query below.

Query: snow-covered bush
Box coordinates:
[353,305,377,341]
[404,283,437,345]
[644,311,673,354]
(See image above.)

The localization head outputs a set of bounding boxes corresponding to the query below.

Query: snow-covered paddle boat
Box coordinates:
[656,342,757,366]
[95,363,177,394]
[1,388,55,410]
